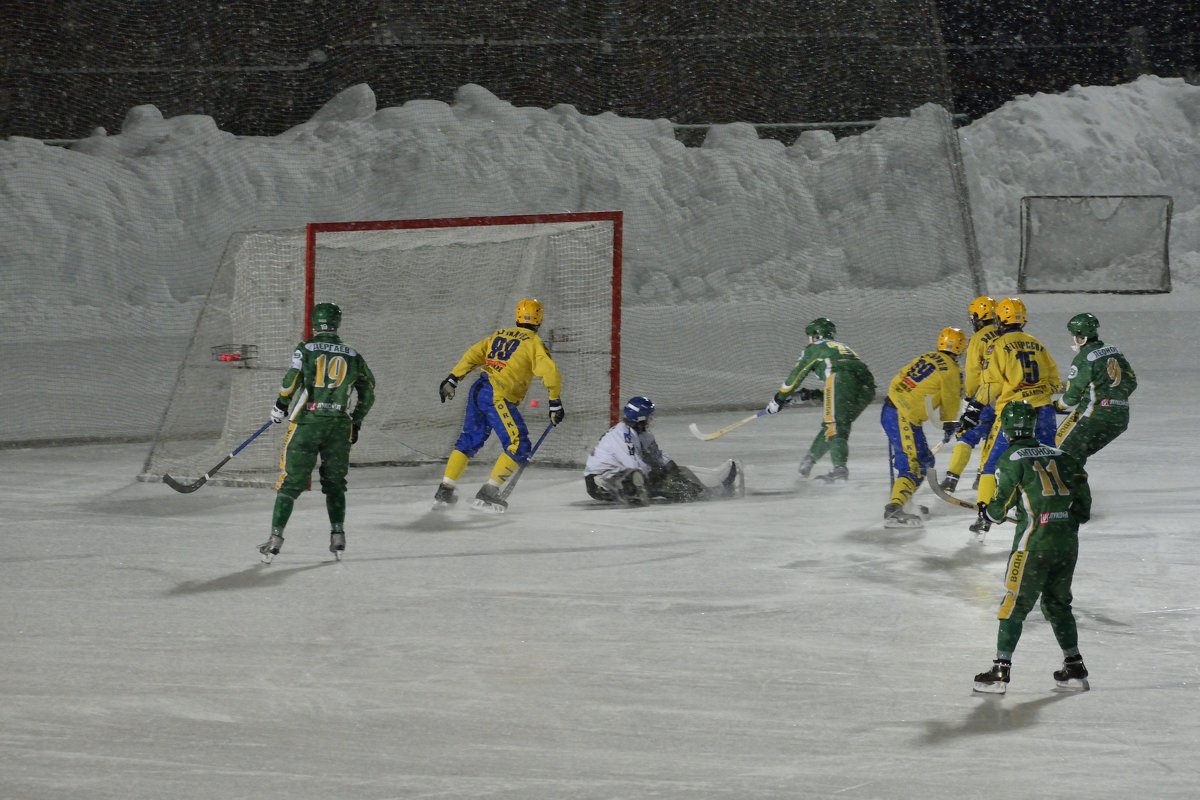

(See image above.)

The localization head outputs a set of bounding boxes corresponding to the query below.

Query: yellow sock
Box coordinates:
[443,450,469,482]
[489,452,519,485]
[977,473,997,505]
[947,442,973,478]
[890,476,916,507]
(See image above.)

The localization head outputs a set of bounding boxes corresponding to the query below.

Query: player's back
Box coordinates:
[297,335,367,418]
[982,330,1059,410]
[887,350,961,425]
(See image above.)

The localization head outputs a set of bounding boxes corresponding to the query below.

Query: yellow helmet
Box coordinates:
[968,295,996,330]
[995,297,1027,327]
[515,297,544,327]
[938,326,967,356]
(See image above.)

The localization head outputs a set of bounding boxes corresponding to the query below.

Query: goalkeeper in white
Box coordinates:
[584,396,742,504]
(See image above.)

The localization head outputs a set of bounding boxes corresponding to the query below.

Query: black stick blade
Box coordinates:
[163,474,207,493]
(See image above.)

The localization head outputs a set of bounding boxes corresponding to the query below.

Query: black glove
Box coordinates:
[1053,400,1072,415]
[269,398,289,424]
[976,501,1005,526]
[439,374,459,403]
[350,422,361,444]
[970,501,992,534]
[958,399,984,432]
[942,421,958,443]
[765,392,789,414]
[548,399,565,425]
[798,387,823,403]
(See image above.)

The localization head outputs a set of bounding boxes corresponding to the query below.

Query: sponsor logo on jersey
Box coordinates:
[1038,510,1072,524]
[1098,398,1129,407]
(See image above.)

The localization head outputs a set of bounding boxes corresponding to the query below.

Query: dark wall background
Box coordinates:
[3,0,1196,142]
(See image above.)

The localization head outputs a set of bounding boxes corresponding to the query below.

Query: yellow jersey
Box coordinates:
[887,350,962,426]
[451,325,562,405]
[964,322,1001,399]
[976,330,1060,412]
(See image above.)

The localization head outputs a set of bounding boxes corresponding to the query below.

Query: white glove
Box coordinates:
[270,399,288,424]
[765,398,782,415]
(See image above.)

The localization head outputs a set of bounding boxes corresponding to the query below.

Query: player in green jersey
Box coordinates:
[765,317,876,483]
[258,302,376,564]
[971,401,1092,695]
[1053,313,1137,466]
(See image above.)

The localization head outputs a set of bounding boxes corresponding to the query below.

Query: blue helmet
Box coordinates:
[623,395,655,430]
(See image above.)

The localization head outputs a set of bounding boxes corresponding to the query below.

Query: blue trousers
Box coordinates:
[881,402,935,484]
[453,377,532,462]
[982,404,1058,474]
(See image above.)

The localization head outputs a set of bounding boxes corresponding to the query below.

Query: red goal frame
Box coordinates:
[303,211,624,424]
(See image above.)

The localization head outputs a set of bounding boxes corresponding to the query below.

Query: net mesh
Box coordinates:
[141,216,618,485]
[3,1,983,474]
[1019,195,1172,293]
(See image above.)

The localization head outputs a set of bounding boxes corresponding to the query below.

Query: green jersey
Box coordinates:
[986,438,1091,553]
[1060,339,1136,412]
[278,332,376,425]
[778,339,874,399]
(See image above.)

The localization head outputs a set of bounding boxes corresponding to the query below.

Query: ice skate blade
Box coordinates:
[972,682,1007,695]
[884,517,923,529]
[471,499,507,514]
[260,552,276,564]
[1054,678,1090,692]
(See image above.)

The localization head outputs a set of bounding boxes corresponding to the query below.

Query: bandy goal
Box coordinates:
[141,211,623,487]
[1019,194,1172,293]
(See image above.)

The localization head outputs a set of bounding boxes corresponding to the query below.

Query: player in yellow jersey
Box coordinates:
[880,327,965,527]
[433,298,564,512]
[942,296,1003,493]
[957,297,1061,534]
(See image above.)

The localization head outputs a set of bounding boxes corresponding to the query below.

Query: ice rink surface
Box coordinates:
[2,364,1196,799]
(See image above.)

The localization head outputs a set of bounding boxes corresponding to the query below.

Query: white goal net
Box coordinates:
[140,213,621,486]
[1019,195,1172,293]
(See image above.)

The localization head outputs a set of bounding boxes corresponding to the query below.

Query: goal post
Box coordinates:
[141,211,623,487]
[1018,195,1172,293]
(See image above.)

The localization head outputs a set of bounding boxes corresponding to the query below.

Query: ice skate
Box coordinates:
[329,531,345,560]
[940,471,960,493]
[472,483,508,513]
[257,533,284,564]
[883,502,923,528]
[797,454,816,478]
[814,464,848,484]
[1053,656,1090,692]
[432,483,458,510]
[721,459,745,498]
[619,470,650,506]
[973,659,1011,695]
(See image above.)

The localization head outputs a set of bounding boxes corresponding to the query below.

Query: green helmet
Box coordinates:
[1000,401,1037,441]
[805,317,836,340]
[311,302,342,333]
[1067,312,1099,340]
